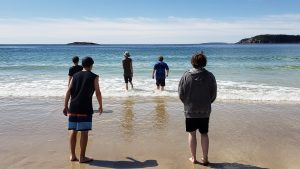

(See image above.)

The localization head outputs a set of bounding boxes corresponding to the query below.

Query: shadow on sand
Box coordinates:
[88,157,158,168]
[207,162,268,169]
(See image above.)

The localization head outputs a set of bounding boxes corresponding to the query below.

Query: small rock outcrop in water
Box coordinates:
[67,42,99,45]
[237,34,300,44]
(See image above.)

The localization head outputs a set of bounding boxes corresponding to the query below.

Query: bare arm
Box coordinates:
[94,76,103,114]
[166,69,169,78]
[130,61,133,77]
[166,64,169,78]
[68,76,72,86]
[122,60,125,69]
[63,78,73,116]
[152,69,155,79]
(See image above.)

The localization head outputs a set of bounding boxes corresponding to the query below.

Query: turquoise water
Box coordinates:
[0,44,300,101]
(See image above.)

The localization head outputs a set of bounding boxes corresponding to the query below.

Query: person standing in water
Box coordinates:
[178,52,217,165]
[152,56,169,91]
[122,51,134,90]
[68,56,83,86]
[63,56,103,163]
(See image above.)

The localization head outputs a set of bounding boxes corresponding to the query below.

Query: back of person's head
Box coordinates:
[124,51,130,58]
[191,52,207,68]
[82,56,94,68]
[72,56,79,63]
[158,56,164,61]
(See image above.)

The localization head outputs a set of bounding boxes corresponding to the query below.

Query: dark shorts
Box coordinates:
[68,114,93,131]
[156,78,165,86]
[124,75,132,83]
[186,118,209,134]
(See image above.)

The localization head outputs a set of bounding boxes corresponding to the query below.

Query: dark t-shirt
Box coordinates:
[68,65,83,76]
[154,61,169,79]
[69,71,98,114]
[122,58,132,76]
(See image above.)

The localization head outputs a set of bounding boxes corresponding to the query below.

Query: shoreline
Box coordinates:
[2,95,300,105]
[1,97,300,169]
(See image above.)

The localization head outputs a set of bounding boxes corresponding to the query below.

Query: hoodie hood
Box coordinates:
[188,68,207,82]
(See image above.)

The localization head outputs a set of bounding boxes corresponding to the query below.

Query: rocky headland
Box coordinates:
[237,34,300,44]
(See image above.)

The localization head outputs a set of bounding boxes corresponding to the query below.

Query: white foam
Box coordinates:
[217,81,300,102]
[1,78,300,102]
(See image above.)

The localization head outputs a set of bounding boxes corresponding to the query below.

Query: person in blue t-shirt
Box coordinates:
[152,56,169,91]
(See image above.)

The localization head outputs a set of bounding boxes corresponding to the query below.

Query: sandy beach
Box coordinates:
[0,96,299,169]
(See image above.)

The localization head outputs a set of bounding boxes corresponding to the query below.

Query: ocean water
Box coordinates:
[0,44,300,102]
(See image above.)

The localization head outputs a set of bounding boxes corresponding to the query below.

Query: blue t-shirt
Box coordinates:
[154,61,169,79]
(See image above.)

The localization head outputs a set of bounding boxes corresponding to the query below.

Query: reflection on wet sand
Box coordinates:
[153,97,168,129]
[70,161,87,169]
[120,97,135,141]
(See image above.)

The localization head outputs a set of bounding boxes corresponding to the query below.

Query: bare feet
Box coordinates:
[79,156,93,163]
[70,155,78,161]
[199,157,209,166]
[189,157,198,164]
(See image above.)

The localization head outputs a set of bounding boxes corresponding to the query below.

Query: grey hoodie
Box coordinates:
[178,68,217,118]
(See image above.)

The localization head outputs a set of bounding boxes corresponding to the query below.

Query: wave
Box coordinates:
[1,78,300,102]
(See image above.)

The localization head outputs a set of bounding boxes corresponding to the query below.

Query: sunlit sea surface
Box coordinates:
[1,44,300,102]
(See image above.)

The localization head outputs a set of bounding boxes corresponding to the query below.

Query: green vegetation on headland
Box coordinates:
[67,42,99,45]
[237,34,300,44]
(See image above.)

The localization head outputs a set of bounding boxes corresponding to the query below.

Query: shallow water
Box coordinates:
[1,44,300,101]
[1,96,300,169]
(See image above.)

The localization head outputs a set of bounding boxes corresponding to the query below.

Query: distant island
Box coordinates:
[67,42,99,45]
[237,34,300,44]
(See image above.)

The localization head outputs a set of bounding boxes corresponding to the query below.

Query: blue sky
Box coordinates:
[0,0,300,43]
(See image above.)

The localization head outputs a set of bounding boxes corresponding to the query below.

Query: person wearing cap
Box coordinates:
[122,51,134,90]
[63,56,103,163]
[178,52,217,165]
[68,56,83,86]
[152,56,169,91]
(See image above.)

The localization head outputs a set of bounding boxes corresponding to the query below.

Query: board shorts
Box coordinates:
[68,113,93,131]
[124,75,132,83]
[185,118,209,134]
[156,78,165,86]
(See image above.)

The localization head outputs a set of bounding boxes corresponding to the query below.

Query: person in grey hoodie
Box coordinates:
[178,52,217,165]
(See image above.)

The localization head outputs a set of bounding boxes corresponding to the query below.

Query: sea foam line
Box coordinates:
[1,78,300,102]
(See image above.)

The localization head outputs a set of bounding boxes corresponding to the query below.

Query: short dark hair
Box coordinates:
[191,53,207,68]
[82,56,94,68]
[158,56,164,61]
[72,56,79,63]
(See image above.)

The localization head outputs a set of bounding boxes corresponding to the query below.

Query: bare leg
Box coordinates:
[161,86,164,91]
[188,131,197,163]
[130,82,133,89]
[200,133,209,164]
[125,83,128,90]
[69,130,78,161]
[157,85,160,90]
[79,131,93,163]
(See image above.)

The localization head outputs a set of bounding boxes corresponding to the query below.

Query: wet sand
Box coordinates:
[0,96,300,169]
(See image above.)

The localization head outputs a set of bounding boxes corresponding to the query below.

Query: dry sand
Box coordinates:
[0,96,299,169]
